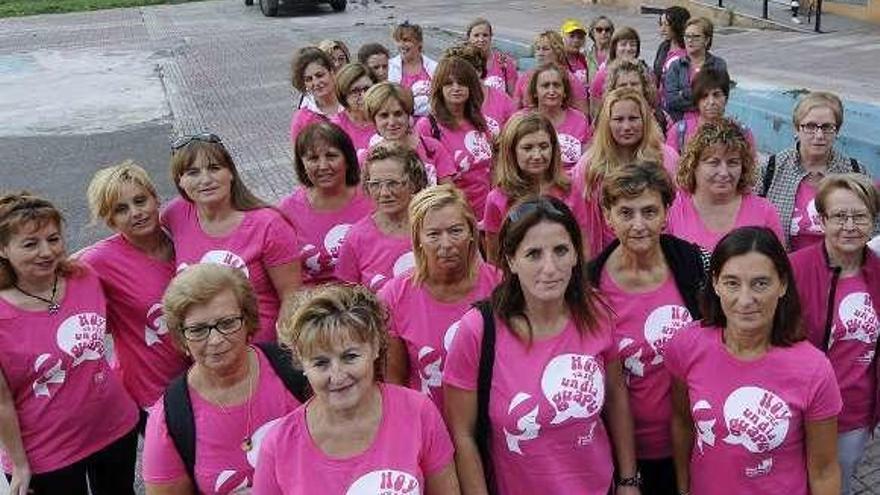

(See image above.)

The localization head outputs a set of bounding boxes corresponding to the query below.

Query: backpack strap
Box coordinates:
[418,135,437,160]
[255,341,311,403]
[677,119,687,153]
[163,373,197,483]
[474,300,498,495]
[761,154,777,198]
[822,267,843,352]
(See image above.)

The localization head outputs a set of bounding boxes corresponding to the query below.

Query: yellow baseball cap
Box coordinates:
[561,19,587,35]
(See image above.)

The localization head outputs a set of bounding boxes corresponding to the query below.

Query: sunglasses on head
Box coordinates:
[171,132,223,151]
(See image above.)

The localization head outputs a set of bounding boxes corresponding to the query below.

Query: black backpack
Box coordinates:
[163,342,310,483]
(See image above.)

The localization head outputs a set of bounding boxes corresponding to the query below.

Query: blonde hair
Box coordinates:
[676,117,755,195]
[0,192,78,289]
[533,30,567,66]
[87,160,159,228]
[363,143,429,194]
[335,62,377,108]
[408,184,479,284]
[364,82,415,123]
[495,112,569,201]
[816,173,880,219]
[162,264,260,351]
[277,284,388,380]
[170,141,268,211]
[318,39,351,64]
[793,91,844,129]
[605,59,657,107]
[586,88,664,194]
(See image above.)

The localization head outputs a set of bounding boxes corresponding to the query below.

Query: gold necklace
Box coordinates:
[211,349,257,452]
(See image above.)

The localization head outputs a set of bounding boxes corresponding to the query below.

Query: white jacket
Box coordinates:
[388,53,438,117]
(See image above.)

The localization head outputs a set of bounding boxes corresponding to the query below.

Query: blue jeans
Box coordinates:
[838,427,870,495]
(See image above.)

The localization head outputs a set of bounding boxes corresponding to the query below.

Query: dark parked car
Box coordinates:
[245,0,347,17]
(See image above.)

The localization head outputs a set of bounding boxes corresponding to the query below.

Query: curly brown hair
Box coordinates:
[675,117,755,195]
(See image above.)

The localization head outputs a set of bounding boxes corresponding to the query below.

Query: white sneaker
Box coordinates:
[792,16,802,23]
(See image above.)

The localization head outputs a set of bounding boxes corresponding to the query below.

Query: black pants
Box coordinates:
[638,456,678,495]
[7,426,138,495]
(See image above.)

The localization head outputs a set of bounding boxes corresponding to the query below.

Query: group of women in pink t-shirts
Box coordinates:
[0,10,876,495]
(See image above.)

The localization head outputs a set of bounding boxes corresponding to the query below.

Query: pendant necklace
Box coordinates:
[14,276,60,315]
[240,350,256,452]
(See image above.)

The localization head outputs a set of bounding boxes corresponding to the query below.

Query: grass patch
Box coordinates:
[0,0,206,17]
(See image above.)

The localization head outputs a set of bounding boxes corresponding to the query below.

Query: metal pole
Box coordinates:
[763,0,769,18]
[815,0,823,32]
[718,0,723,8]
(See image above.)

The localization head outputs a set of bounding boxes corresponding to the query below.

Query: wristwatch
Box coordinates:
[617,471,642,487]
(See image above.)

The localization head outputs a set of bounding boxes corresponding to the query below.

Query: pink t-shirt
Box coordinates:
[589,63,608,104]
[401,64,432,110]
[162,199,299,343]
[664,324,842,495]
[143,345,303,494]
[554,108,592,170]
[569,158,622,257]
[277,187,373,286]
[790,180,824,252]
[481,186,588,236]
[514,70,588,109]
[484,50,517,94]
[329,111,379,158]
[334,215,414,291]
[252,384,454,495]
[80,234,189,409]
[666,193,784,251]
[567,52,590,87]
[821,275,879,432]
[482,87,517,137]
[289,108,327,144]
[360,135,457,186]
[414,118,494,220]
[599,273,693,459]
[0,267,138,473]
[379,263,499,411]
[444,309,617,494]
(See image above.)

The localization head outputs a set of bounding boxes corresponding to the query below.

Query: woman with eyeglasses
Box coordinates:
[790,174,880,495]
[586,16,615,78]
[279,122,373,286]
[144,264,306,495]
[362,82,456,185]
[335,145,428,291]
[164,133,301,342]
[317,39,350,72]
[572,88,678,257]
[329,63,379,157]
[381,184,499,412]
[466,18,517,96]
[0,193,139,495]
[290,47,343,144]
[663,17,728,122]
[587,162,707,495]
[81,162,189,423]
[667,227,842,495]
[666,118,781,251]
[524,63,593,172]
[514,31,589,116]
[444,196,640,495]
[416,56,495,220]
[759,91,871,251]
[482,112,586,264]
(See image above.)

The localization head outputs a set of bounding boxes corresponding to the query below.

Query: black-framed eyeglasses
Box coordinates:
[181,315,244,342]
[506,198,566,225]
[171,132,223,151]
